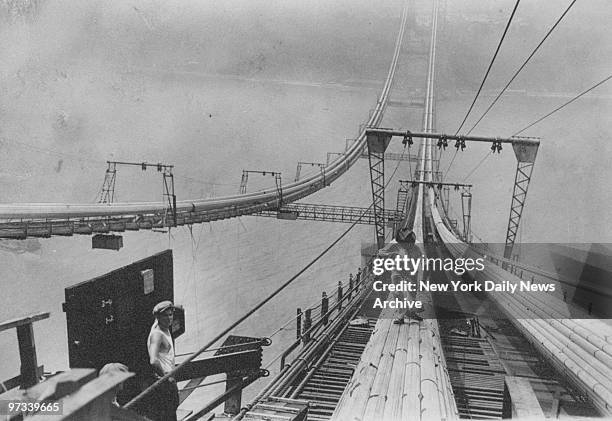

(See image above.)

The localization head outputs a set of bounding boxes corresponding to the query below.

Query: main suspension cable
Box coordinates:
[511,73,612,136]
[466,0,578,135]
[454,0,521,135]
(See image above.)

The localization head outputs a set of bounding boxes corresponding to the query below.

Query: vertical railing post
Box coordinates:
[296,308,302,340]
[224,375,242,415]
[302,309,312,344]
[321,292,329,325]
[0,313,48,390]
[348,274,353,300]
[16,323,38,389]
[337,281,343,311]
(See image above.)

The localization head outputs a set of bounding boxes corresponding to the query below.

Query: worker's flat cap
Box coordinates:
[152,300,175,315]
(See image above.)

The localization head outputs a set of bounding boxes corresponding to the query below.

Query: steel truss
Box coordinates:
[503,139,539,259]
[504,161,534,258]
[97,161,176,227]
[257,203,403,226]
[98,162,117,204]
[366,133,392,250]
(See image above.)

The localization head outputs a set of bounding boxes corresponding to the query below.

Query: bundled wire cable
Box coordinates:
[466,0,578,135]
[512,73,612,136]
[454,0,522,135]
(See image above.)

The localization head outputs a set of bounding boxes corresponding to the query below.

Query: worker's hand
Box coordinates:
[168,376,176,384]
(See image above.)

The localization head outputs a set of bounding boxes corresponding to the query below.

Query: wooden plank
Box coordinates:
[0,312,49,332]
[311,374,350,383]
[329,350,362,358]
[0,369,97,402]
[505,376,546,419]
[178,377,205,404]
[298,392,340,403]
[315,367,353,377]
[254,404,301,414]
[16,323,39,388]
[303,382,347,391]
[321,362,355,370]
[28,371,133,421]
[304,386,346,396]
[326,357,359,365]
[0,365,44,391]
[456,388,505,397]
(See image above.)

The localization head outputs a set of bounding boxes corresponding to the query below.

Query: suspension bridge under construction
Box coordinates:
[1,1,611,420]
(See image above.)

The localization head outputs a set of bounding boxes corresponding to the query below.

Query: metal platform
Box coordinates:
[287,321,375,421]
[442,335,506,419]
[256,203,404,226]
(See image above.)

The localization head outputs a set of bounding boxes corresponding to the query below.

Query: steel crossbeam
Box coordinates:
[399,180,472,189]
[365,128,540,146]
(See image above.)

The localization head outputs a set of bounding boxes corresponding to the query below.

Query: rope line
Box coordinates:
[463,151,492,182]
[443,149,458,179]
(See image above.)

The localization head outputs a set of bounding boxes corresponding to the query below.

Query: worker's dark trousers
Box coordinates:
[147,380,179,421]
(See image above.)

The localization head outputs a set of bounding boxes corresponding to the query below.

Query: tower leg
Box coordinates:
[461,191,472,243]
[367,152,385,249]
[504,161,534,259]
[366,133,391,250]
